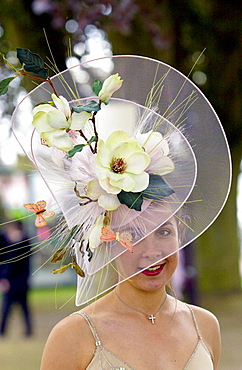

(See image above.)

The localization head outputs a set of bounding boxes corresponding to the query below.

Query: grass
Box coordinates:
[0,286,77,370]
[29,285,76,310]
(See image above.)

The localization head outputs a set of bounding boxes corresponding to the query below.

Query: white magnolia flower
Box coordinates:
[136,131,174,175]
[98,73,123,102]
[86,179,121,211]
[95,130,150,195]
[32,94,92,151]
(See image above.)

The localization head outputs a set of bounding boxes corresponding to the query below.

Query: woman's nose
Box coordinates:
[140,237,162,259]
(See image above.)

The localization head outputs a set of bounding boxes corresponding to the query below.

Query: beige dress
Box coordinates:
[73,306,214,370]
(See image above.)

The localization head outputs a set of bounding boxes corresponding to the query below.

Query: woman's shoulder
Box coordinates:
[171,299,220,338]
[186,303,220,333]
[48,310,93,339]
[183,302,221,368]
[40,311,95,370]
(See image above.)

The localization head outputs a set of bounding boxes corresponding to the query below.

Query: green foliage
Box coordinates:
[92,78,103,96]
[17,48,48,79]
[117,175,174,211]
[0,52,10,65]
[72,100,101,113]
[67,136,97,158]
[72,262,85,278]
[0,76,15,95]
[67,144,86,158]
[51,247,69,263]
[117,190,143,211]
[143,174,174,200]
[88,135,98,144]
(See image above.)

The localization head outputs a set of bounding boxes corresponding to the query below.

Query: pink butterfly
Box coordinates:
[24,200,55,227]
[100,226,133,253]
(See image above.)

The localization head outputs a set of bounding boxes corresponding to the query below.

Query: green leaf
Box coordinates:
[72,263,85,278]
[88,136,97,144]
[50,247,69,263]
[0,53,8,64]
[0,77,15,95]
[142,174,175,200]
[117,191,143,211]
[17,48,48,79]
[92,79,103,96]
[51,263,71,274]
[72,100,101,113]
[69,225,80,238]
[68,144,86,158]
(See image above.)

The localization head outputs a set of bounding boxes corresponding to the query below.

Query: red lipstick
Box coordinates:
[141,263,165,276]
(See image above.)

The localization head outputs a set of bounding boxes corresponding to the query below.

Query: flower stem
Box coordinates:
[92,101,101,153]
[19,72,59,96]
[47,78,59,96]
[78,130,95,154]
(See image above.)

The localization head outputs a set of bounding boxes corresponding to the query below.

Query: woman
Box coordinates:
[40,217,220,369]
[8,54,230,369]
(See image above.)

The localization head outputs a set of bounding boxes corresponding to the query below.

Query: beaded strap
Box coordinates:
[186,305,203,340]
[71,311,102,347]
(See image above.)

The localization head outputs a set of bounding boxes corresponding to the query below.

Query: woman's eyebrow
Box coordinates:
[159,221,176,228]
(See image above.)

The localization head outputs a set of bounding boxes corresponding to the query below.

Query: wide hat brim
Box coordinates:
[12,55,231,306]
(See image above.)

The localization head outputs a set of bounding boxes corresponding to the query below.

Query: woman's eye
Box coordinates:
[156,229,170,237]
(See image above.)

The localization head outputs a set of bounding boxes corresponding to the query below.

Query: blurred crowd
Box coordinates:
[0,221,32,336]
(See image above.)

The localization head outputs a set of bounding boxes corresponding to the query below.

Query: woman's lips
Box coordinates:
[141,263,165,276]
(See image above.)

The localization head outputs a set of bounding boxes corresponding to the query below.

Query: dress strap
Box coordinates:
[71,311,102,347]
[186,305,203,340]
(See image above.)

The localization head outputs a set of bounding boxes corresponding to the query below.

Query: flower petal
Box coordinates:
[52,94,71,118]
[125,152,150,174]
[137,131,170,156]
[98,73,123,102]
[86,179,104,199]
[111,140,142,161]
[88,215,105,250]
[96,139,112,168]
[32,111,52,132]
[98,194,120,211]
[41,129,74,152]
[70,111,92,130]
[33,104,55,115]
[109,172,135,192]
[147,156,175,175]
[46,110,69,129]
[129,172,150,192]
[106,130,130,151]
[99,177,121,194]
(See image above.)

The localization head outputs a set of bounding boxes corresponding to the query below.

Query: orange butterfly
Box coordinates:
[24,200,55,227]
[100,226,133,253]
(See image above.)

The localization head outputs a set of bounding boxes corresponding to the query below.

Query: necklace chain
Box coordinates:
[114,289,167,324]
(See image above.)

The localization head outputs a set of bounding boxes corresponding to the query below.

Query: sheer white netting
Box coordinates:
[11,56,231,306]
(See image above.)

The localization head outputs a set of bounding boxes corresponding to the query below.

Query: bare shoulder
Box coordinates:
[189,304,220,336]
[188,304,221,368]
[40,312,95,370]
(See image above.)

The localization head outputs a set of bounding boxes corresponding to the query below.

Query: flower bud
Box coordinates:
[98,73,123,102]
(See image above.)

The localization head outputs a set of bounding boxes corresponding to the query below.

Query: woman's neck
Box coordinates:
[114,282,167,315]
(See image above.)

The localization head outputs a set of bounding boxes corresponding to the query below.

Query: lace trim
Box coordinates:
[98,346,134,370]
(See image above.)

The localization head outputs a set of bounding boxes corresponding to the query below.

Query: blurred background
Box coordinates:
[0,0,241,369]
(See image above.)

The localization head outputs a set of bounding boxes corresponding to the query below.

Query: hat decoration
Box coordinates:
[2,51,231,306]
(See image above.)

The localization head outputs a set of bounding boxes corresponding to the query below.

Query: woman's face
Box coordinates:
[115,217,179,292]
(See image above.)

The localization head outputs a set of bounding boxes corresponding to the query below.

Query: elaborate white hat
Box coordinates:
[11,54,231,306]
